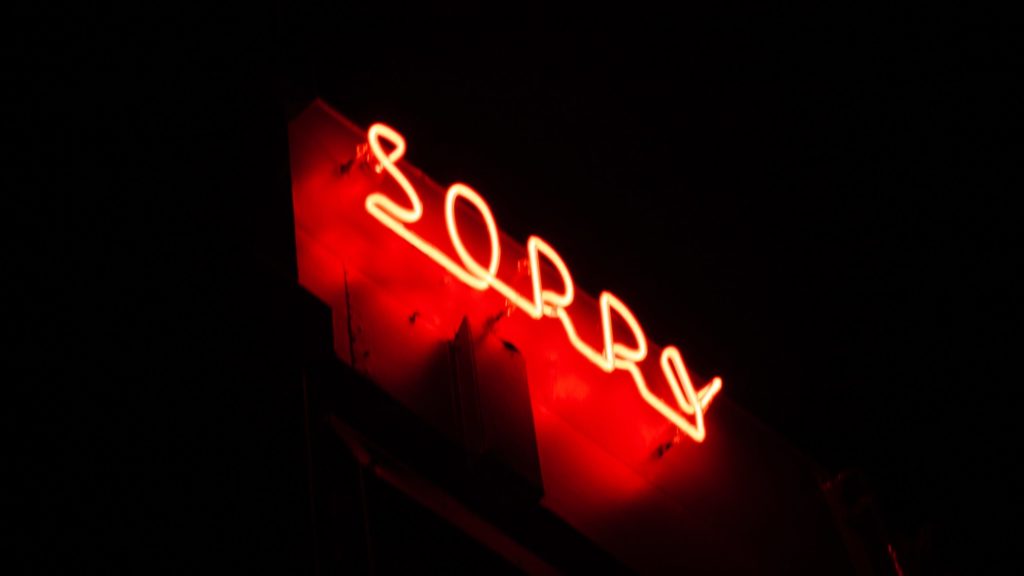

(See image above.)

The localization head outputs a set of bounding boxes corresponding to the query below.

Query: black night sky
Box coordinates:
[14,3,1015,573]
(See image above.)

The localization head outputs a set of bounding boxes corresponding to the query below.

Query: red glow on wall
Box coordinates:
[289,100,735,469]
[289,102,855,573]
[363,122,722,443]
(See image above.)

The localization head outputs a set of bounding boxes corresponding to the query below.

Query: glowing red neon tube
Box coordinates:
[363,123,722,443]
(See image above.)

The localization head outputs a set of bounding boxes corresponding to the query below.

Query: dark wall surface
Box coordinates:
[12,3,1014,573]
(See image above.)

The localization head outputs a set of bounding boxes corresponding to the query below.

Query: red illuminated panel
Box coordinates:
[363,122,722,443]
[289,103,723,466]
[290,103,856,573]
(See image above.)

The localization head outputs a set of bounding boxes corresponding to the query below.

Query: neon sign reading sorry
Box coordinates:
[364,123,722,443]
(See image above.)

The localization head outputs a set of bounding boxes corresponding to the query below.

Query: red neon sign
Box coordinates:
[364,123,722,442]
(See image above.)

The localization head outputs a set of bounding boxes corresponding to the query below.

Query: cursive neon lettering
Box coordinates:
[364,122,722,443]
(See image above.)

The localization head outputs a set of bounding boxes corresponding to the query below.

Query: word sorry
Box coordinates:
[363,123,722,443]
